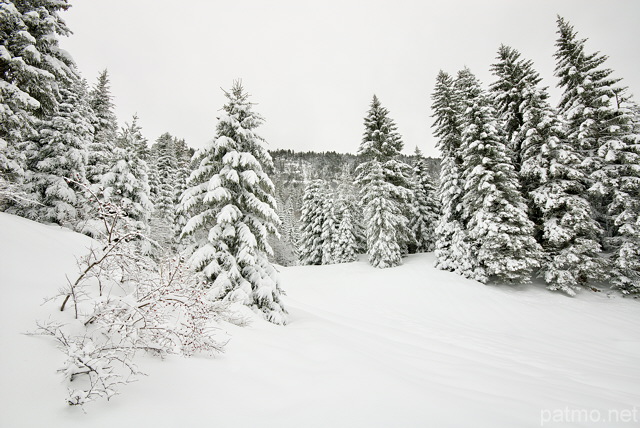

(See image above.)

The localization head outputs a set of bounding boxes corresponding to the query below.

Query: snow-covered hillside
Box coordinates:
[1,212,638,427]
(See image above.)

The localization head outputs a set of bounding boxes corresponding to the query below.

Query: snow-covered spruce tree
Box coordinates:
[431,71,475,276]
[555,16,637,244]
[490,45,555,243]
[457,68,542,283]
[117,114,149,160]
[179,82,286,324]
[360,160,405,268]
[149,132,178,249]
[87,69,118,185]
[298,179,329,265]
[147,142,159,197]
[289,197,302,243]
[597,105,640,296]
[173,137,192,202]
[333,199,359,263]
[173,137,194,237]
[100,117,154,238]
[0,0,75,192]
[392,158,417,255]
[490,44,544,173]
[337,165,366,254]
[332,169,359,263]
[519,73,569,247]
[279,195,297,245]
[151,133,177,217]
[360,95,403,160]
[268,193,298,266]
[18,74,93,226]
[356,95,412,268]
[527,110,606,295]
[409,147,440,253]
[0,2,34,185]
[320,190,338,265]
[554,17,640,295]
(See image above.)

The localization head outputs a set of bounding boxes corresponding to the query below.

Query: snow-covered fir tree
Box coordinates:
[117,114,149,160]
[356,95,412,268]
[490,45,553,243]
[490,44,544,173]
[360,95,403,161]
[555,17,629,241]
[320,191,338,265]
[87,69,117,185]
[0,0,75,190]
[269,193,298,266]
[279,195,297,245]
[151,133,177,218]
[528,109,606,295]
[518,69,567,247]
[333,207,358,263]
[299,179,329,265]
[149,132,178,248]
[173,137,192,203]
[100,116,154,237]
[409,147,440,253]
[393,159,417,255]
[597,104,640,296]
[360,160,405,268]
[179,81,286,324]
[431,71,475,276]
[19,74,93,226]
[332,171,359,263]
[457,68,542,283]
[172,136,194,237]
[0,2,34,185]
[554,16,640,294]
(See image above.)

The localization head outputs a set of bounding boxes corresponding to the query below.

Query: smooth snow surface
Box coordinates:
[1,212,639,427]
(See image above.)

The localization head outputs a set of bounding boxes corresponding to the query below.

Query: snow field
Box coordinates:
[1,212,639,427]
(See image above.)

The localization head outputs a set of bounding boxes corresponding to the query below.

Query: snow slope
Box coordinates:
[1,212,639,427]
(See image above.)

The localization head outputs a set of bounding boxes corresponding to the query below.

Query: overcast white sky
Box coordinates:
[60,0,640,157]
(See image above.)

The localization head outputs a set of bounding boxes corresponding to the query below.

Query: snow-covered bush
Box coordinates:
[33,186,243,406]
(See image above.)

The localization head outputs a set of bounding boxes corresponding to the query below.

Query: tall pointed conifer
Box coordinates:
[457,68,542,283]
[180,82,286,324]
[356,95,411,268]
[431,71,474,276]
